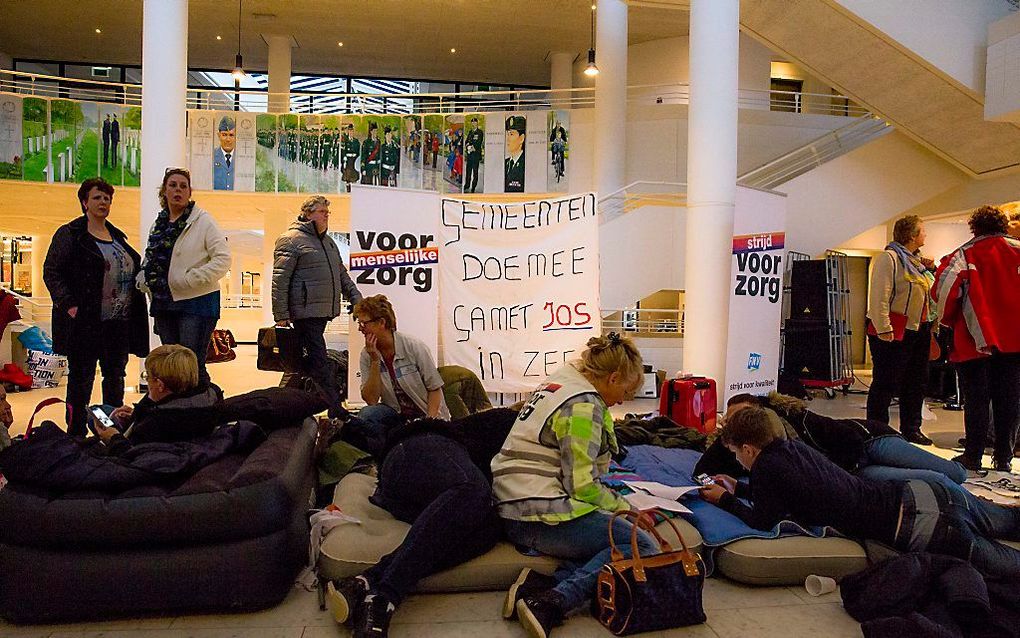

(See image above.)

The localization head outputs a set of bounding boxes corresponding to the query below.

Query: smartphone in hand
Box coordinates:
[88,405,118,436]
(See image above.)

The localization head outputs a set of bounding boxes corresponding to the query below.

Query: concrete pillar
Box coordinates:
[683,0,739,382]
[549,51,574,106]
[593,0,627,199]
[141,0,188,233]
[30,234,50,299]
[267,35,294,114]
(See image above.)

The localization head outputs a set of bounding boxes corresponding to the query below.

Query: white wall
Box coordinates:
[924,221,972,263]
[834,0,1011,93]
[600,204,686,309]
[625,33,773,92]
[779,130,967,256]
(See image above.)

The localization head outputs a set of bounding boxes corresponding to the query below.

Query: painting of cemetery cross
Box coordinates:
[400,115,423,190]
[0,95,23,180]
[463,113,485,194]
[120,107,141,186]
[421,114,444,191]
[21,98,48,182]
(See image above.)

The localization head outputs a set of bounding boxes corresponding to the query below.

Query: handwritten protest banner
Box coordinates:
[439,193,600,392]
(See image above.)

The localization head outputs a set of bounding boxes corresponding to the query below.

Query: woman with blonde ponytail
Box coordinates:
[491,333,658,638]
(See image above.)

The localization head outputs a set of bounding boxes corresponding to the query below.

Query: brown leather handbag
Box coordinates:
[595,511,706,635]
[206,328,237,364]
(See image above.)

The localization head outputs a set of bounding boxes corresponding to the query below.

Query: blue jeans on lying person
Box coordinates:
[340,404,404,457]
[504,511,659,612]
[857,435,968,492]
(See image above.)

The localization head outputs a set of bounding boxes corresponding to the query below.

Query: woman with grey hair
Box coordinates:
[866,214,935,445]
[272,195,362,418]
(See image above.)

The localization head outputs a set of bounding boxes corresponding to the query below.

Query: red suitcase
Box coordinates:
[658,376,718,434]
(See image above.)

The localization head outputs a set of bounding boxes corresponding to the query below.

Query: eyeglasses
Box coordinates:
[354,317,381,325]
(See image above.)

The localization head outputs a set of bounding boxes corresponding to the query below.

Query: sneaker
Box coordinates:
[903,431,934,446]
[953,453,983,472]
[326,575,369,627]
[355,593,395,638]
[503,568,558,619]
[516,590,565,638]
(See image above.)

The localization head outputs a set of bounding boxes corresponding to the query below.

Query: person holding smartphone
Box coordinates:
[90,345,220,454]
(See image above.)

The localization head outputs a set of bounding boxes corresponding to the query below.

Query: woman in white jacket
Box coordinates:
[139,168,231,385]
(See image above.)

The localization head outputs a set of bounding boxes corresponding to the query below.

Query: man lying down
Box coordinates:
[700,406,1020,579]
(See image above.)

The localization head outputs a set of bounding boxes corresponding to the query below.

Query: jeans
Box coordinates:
[901,478,1020,579]
[292,317,343,418]
[365,433,502,605]
[65,320,130,437]
[957,353,1020,466]
[857,435,968,490]
[342,404,403,458]
[867,323,931,435]
[153,312,218,386]
[504,511,659,612]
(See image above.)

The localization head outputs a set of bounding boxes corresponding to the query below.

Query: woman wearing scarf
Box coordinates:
[866,215,934,446]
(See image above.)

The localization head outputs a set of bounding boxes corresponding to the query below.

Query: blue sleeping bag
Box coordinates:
[611,445,833,547]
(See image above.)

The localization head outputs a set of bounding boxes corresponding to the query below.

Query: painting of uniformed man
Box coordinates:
[504,115,525,193]
[213,115,236,190]
[463,115,485,193]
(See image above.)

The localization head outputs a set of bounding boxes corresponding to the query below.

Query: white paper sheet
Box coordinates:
[623,481,703,501]
[623,492,693,514]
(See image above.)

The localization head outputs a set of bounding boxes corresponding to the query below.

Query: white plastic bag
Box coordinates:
[25,349,67,389]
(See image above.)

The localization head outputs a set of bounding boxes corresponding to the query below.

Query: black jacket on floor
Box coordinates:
[841,552,1020,638]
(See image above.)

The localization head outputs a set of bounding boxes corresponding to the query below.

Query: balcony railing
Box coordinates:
[0,70,868,118]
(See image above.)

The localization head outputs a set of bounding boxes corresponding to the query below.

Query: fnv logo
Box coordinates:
[747,352,762,371]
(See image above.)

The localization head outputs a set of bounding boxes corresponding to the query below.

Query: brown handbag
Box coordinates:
[206,328,237,364]
[595,511,706,635]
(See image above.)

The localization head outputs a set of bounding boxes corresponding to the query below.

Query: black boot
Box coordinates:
[516,589,566,638]
[326,575,369,627]
[355,592,396,638]
[503,568,558,619]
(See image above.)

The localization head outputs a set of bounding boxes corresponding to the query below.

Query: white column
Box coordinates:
[58,153,65,182]
[141,0,188,234]
[683,0,739,382]
[267,34,293,114]
[593,0,627,199]
[549,51,574,105]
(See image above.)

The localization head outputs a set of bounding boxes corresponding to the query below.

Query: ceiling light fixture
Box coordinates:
[584,4,599,77]
[95,28,102,34]
[230,0,245,81]
[337,41,344,47]
[216,35,222,40]
[450,48,457,53]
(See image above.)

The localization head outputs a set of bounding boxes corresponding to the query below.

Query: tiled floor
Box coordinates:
[1,349,988,636]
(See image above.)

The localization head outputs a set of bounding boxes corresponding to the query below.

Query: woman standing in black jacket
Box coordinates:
[43,177,150,436]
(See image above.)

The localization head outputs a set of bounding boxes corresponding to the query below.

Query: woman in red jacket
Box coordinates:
[934,205,1020,471]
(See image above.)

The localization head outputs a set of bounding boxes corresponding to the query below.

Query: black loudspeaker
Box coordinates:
[790,260,829,320]
[783,318,832,380]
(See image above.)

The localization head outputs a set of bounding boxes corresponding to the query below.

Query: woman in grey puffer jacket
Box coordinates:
[272,195,362,417]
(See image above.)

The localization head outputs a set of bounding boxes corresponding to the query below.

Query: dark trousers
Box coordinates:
[867,323,931,435]
[365,433,502,605]
[153,312,217,386]
[958,353,1020,465]
[293,317,343,418]
[465,158,480,192]
[102,139,110,167]
[65,319,130,436]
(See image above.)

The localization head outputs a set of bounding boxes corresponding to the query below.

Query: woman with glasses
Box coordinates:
[44,177,150,436]
[138,168,231,386]
[353,295,449,441]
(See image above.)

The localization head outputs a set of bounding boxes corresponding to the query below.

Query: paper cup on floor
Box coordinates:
[804,575,837,597]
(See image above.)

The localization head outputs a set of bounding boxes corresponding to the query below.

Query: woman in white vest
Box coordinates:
[492,333,657,638]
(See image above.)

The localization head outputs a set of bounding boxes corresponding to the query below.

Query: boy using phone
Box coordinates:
[91,345,220,452]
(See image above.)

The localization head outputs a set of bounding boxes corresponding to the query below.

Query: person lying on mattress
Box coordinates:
[694,392,966,489]
[700,406,1020,579]
[90,344,222,453]
[325,407,519,638]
